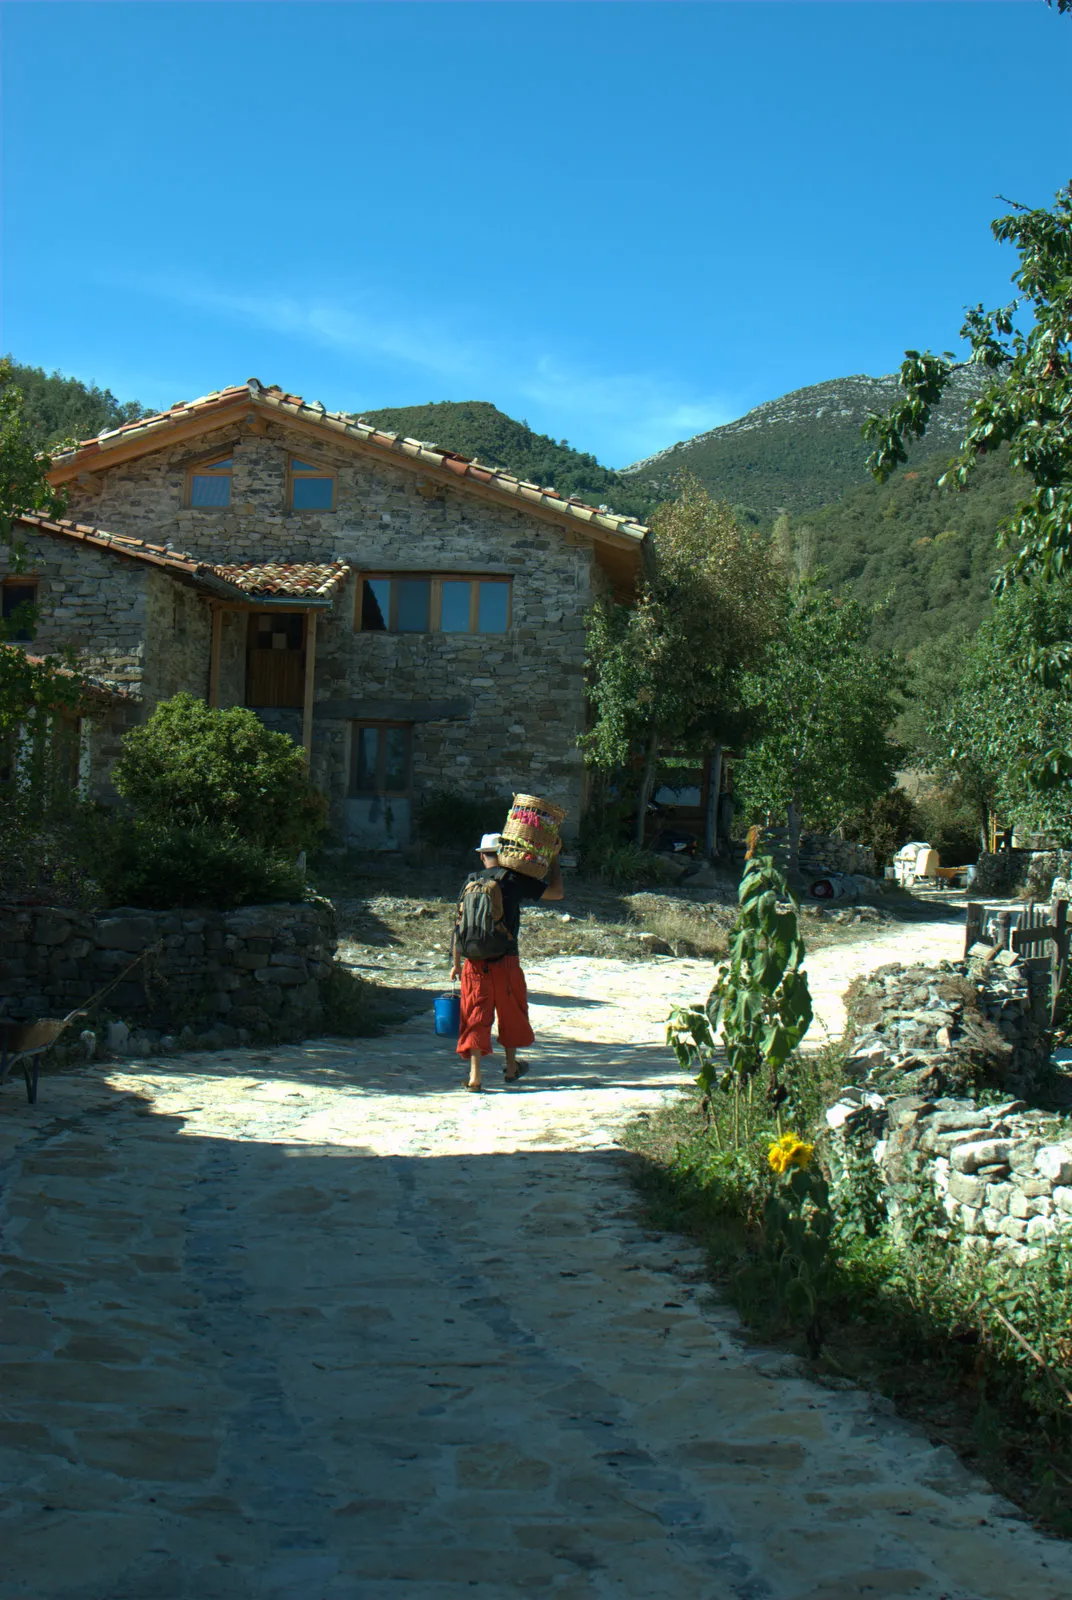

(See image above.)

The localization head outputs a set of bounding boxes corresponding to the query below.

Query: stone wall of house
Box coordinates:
[2,527,148,693]
[0,897,337,1055]
[142,570,212,706]
[64,419,594,840]
[826,949,1070,1262]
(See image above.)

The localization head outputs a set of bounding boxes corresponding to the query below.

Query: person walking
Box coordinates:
[450,831,563,1091]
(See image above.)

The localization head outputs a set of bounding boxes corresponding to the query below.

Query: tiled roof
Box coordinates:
[14,515,241,595]
[212,562,350,599]
[49,379,648,545]
[2,643,128,704]
[14,516,348,606]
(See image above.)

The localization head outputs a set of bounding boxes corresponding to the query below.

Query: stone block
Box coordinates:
[1036,1145,1072,1185]
[33,914,71,946]
[1052,1186,1072,1215]
[999,1215,1029,1242]
[950,1139,1013,1174]
[947,1173,987,1207]
[96,915,158,952]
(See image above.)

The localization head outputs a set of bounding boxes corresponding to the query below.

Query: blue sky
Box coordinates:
[2,1,1070,466]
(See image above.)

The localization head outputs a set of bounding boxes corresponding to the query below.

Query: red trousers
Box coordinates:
[456,954,535,1059]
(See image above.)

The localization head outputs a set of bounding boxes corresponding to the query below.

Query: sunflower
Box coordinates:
[768,1132,814,1174]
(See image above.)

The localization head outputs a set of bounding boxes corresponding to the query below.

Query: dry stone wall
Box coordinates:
[827,950,1071,1261]
[0,898,336,1057]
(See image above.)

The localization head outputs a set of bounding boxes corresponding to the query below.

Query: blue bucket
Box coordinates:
[434,992,461,1037]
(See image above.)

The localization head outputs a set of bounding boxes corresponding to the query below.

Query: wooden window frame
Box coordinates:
[287,456,337,513]
[349,721,412,798]
[185,453,234,510]
[353,573,512,634]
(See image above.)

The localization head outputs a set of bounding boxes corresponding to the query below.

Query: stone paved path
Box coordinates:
[3,910,1071,1598]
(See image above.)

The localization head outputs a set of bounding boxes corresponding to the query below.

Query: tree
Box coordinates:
[864,182,1072,587]
[1,357,67,555]
[582,477,782,843]
[734,583,904,873]
[940,577,1072,842]
[112,694,328,852]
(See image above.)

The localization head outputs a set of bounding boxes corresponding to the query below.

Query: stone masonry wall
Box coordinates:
[827,950,1071,1262]
[63,419,593,837]
[0,898,337,1055]
[1,526,149,694]
[763,828,877,879]
[142,569,212,706]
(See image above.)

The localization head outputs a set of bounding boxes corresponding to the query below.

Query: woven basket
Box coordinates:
[498,793,566,881]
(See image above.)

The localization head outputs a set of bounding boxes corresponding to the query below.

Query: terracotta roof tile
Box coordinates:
[211,562,350,600]
[2,642,128,704]
[14,516,348,607]
[50,380,648,544]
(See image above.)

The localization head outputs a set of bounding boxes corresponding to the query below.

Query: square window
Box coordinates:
[477,580,509,633]
[440,580,472,632]
[361,578,390,631]
[396,579,430,632]
[290,462,334,511]
[189,456,233,508]
[350,723,411,796]
[354,726,380,792]
[2,581,38,641]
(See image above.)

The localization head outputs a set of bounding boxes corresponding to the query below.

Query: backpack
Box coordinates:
[455,872,511,962]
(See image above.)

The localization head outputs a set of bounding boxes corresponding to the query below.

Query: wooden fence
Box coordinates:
[964,898,1070,1025]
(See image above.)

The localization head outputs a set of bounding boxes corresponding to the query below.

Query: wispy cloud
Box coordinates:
[116,273,739,465]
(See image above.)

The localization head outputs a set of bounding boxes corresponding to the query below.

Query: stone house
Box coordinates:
[4,380,647,845]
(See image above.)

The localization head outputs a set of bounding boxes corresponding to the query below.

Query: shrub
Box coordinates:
[112,694,327,852]
[90,820,305,910]
[579,833,676,887]
[413,787,510,851]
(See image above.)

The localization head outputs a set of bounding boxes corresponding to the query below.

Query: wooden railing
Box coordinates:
[965,898,1070,1024]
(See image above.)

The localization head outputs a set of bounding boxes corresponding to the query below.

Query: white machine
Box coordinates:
[893,841,939,887]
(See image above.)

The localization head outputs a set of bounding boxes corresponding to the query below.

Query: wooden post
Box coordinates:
[995,909,1012,952]
[301,609,317,759]
[1051,898,1069,1027]
[634,729,659,848]
[208,606,223,708]
[964,901,984,957]
[703,743,723,861]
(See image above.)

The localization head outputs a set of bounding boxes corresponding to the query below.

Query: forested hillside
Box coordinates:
[789,446,1023,651]
[622,368,991,523]
[5,358,150,449]
[358,400,656,521]
[9,355,1024,655]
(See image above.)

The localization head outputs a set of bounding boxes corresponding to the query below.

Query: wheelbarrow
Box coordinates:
[0,1005,86,1105]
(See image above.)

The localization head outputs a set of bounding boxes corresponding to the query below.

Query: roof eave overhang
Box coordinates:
[48,395,648,565]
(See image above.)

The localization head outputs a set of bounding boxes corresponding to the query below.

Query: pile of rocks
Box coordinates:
[827,948,1071,1260]
[826,1087,1072,1262]
[844,948,1049,1100]
[0,898,337,1058]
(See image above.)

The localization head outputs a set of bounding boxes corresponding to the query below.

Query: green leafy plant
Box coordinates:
[88,819,306,910]
[112,693,327,852]
[667,845,813,1145]
[742,1137,833,1357]
[413,787,509,851]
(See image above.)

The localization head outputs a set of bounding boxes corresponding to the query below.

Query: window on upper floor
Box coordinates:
[349,722,412,797]
[1,578,39,641]
[188,455,233,508]
[356,574,511,634]
[289,458,335,511]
